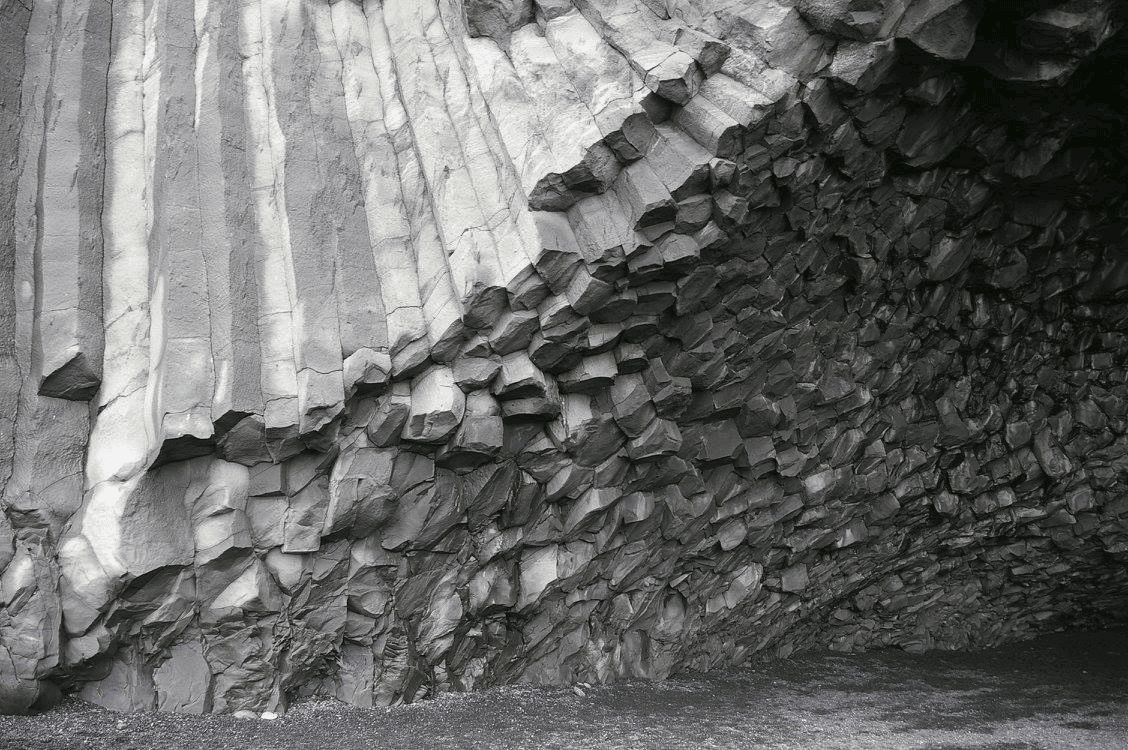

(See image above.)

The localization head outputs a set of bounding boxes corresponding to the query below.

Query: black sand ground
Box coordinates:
[2,628,1125,750]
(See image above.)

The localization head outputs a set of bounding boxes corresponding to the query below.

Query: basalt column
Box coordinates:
[0,0,1126,716]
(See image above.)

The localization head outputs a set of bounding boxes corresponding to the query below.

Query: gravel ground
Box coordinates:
[1,628,1125,750]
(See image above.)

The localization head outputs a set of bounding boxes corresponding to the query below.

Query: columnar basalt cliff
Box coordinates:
[1,0,1126,715]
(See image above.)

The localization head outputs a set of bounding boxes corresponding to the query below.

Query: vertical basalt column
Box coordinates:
[0,3,35,705]
[197,0,262,435]
[360,0,450,375]
[436,0,546,309]
[381,0,511,330]
[151,0,216,463]
[0,0,33,494]
[67,0,159,614]
[32,0,108,401]
[265,0,346,440]
[240,0,301,451]
[314,3,393,375]
[212,0,265,437]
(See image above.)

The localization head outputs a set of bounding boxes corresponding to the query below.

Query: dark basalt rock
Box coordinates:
[37,353,100,401]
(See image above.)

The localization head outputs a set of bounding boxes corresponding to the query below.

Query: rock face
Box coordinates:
[1,0,1127,715]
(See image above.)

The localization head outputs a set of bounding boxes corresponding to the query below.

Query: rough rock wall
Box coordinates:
[0,0,1126,715]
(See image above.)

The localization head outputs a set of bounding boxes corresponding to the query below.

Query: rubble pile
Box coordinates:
[0,0,1126,715]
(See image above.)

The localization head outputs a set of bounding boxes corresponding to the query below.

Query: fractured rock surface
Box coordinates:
[0,0,1127,715]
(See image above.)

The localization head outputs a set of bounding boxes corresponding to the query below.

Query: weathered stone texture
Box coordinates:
[0,0,1126,717]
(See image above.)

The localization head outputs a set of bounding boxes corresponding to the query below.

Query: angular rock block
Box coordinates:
[403,366,467,443]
